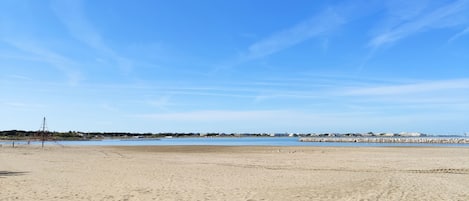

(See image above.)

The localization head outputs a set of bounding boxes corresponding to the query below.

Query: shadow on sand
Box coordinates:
[0,171,28,178]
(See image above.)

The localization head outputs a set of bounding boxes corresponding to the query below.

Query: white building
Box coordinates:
[399,132,422,137]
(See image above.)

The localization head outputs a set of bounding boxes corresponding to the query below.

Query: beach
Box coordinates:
[1,145,469,201]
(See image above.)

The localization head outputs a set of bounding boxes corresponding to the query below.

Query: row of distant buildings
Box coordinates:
[199,132,426,137]
[311,132,426,137]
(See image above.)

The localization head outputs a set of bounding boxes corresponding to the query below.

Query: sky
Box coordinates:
[1,0,468,134]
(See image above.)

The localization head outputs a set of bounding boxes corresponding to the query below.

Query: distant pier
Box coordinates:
[299,137,469,144]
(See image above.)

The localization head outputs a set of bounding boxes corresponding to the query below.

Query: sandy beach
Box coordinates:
[1,145,469,201]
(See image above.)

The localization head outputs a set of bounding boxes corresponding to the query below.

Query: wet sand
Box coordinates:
[1,145,469,200]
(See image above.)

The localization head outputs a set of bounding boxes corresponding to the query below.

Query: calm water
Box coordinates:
[3,137,469,147]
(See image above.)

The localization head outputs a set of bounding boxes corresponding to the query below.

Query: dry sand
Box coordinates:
[1,145,469,201]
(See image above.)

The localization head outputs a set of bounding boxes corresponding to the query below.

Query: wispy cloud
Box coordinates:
[1,101,45,111]
[449,26,469,42]
[344,78,469,110]
[81,74,409,102]
[243,8,345,60]
[369,0,469,47]
[145,96,173,111]
[384,0,429,21]
[50,0,133,74]
[138,110,292,122]
[100,103,119,112]
[346,78,469,96]
[134,108,469,134]
[5,74,32,81]
[254,12,344,61]
[3,39,83,85]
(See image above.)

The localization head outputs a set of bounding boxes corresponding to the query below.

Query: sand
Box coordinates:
[1,145,469,201]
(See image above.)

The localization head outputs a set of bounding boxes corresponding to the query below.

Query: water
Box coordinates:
[3,137,469,147]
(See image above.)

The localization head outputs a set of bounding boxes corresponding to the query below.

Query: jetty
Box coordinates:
[299,137,469,144]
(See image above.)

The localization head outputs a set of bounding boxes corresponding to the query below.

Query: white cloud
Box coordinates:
[369,0,469,47]
[1,101,45,111]
[242,8,345,61]
[346,78,469,96]
[449,26,469,42]
[146,96,173,110]
[3,39,83,85]
[50,0,133,74]
[6,74,32,81]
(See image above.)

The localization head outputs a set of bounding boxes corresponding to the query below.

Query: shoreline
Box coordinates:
[3,136,469,148]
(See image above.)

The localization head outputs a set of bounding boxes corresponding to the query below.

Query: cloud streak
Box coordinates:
[138,110,293,122]
[343,78,469,109]
[243,8,345,60]
[1,101,45,111]
[134,108,469,134]
[449,26,469,42]
[50,0,133,74]
[369,0,469,47]
[346,78,469,96]
[2,39,83,85]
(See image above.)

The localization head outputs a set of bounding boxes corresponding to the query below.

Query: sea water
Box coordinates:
[4,137,469,147]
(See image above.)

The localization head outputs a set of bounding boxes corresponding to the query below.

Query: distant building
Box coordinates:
[399,132,422,137]
[270,133,289,137]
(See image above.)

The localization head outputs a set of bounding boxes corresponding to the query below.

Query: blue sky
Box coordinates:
[1,0,468,134]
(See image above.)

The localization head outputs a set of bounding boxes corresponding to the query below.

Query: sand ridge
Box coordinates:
[1,145,469,200]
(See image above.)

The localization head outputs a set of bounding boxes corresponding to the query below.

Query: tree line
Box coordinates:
[0,130,223,140]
